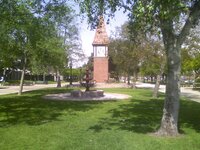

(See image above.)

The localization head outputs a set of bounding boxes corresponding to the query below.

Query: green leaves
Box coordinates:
[109,22,144,77]
[0,0,79,75]
[182,24,200,76]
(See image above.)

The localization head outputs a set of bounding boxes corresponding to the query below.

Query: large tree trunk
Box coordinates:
[18,55,27,95]
[127,72,130,85]
[57,70,61,88]
[156,43,181,136]
[43,73,46,83]
[124,74,126,83]
[153,64,164,98]
[2,68,6,86]
[132,71,137,89]
[18,63,26,95]
[153,74,161,98]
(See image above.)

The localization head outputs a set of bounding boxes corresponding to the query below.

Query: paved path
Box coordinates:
[179,87,200,102]
[136,83,200,103]
[0,84,57,95]
[0,83,128,95]
[94,83,200,102]
[0,83,200,103]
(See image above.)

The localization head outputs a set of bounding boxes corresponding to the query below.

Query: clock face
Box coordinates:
[96,46,106,57]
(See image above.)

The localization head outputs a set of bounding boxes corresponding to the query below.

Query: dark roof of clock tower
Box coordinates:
[92,16,109,45]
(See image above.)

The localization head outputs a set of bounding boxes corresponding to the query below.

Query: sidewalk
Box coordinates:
[94,82,200,103]
[180,87,200,103]
[0,84,57,95]
[136,82,200,103]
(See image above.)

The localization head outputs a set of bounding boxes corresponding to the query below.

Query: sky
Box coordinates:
[78,10,128,66]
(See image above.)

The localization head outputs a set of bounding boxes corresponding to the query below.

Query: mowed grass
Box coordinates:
[0,87,200,150]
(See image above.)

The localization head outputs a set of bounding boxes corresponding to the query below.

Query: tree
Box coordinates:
[78,0,200,136]
[140,40,166,97]
[14,2,68,94]
[109,23,143,86]
[85,53,93,71]
[182,23,200,80]
[0,0,23,76]
[0,0,79,94]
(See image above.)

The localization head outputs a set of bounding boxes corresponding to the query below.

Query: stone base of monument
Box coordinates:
[43,91,131,101]
[71,90,104,98]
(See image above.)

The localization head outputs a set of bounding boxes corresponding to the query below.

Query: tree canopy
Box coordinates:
[0,0,81,94]
[182,23,200,79]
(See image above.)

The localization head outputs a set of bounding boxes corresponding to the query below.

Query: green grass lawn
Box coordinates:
[1,87,200,150]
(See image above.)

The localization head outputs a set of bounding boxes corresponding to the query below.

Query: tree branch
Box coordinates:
[177,1,200,46]
[160,18,175,49]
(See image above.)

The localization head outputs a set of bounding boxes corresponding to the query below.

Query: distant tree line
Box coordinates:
[0,0,82,94]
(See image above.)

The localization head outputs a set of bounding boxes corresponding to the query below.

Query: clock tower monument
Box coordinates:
[92,16,109,83]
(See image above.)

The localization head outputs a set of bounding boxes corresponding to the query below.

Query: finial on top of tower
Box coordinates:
[92,16,109,45]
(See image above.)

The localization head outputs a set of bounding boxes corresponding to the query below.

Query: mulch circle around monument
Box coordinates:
[43,92,131,101]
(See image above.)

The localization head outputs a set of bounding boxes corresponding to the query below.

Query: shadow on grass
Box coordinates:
[88,91,200,134]
[1,87,200,135]
[89,96,164,134]
[0,88,104,127]
[179,99,200,133]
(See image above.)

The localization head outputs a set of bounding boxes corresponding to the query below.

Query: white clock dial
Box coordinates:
[97,46,105,57]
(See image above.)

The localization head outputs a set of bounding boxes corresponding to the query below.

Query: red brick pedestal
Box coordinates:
[93,57,108,83]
